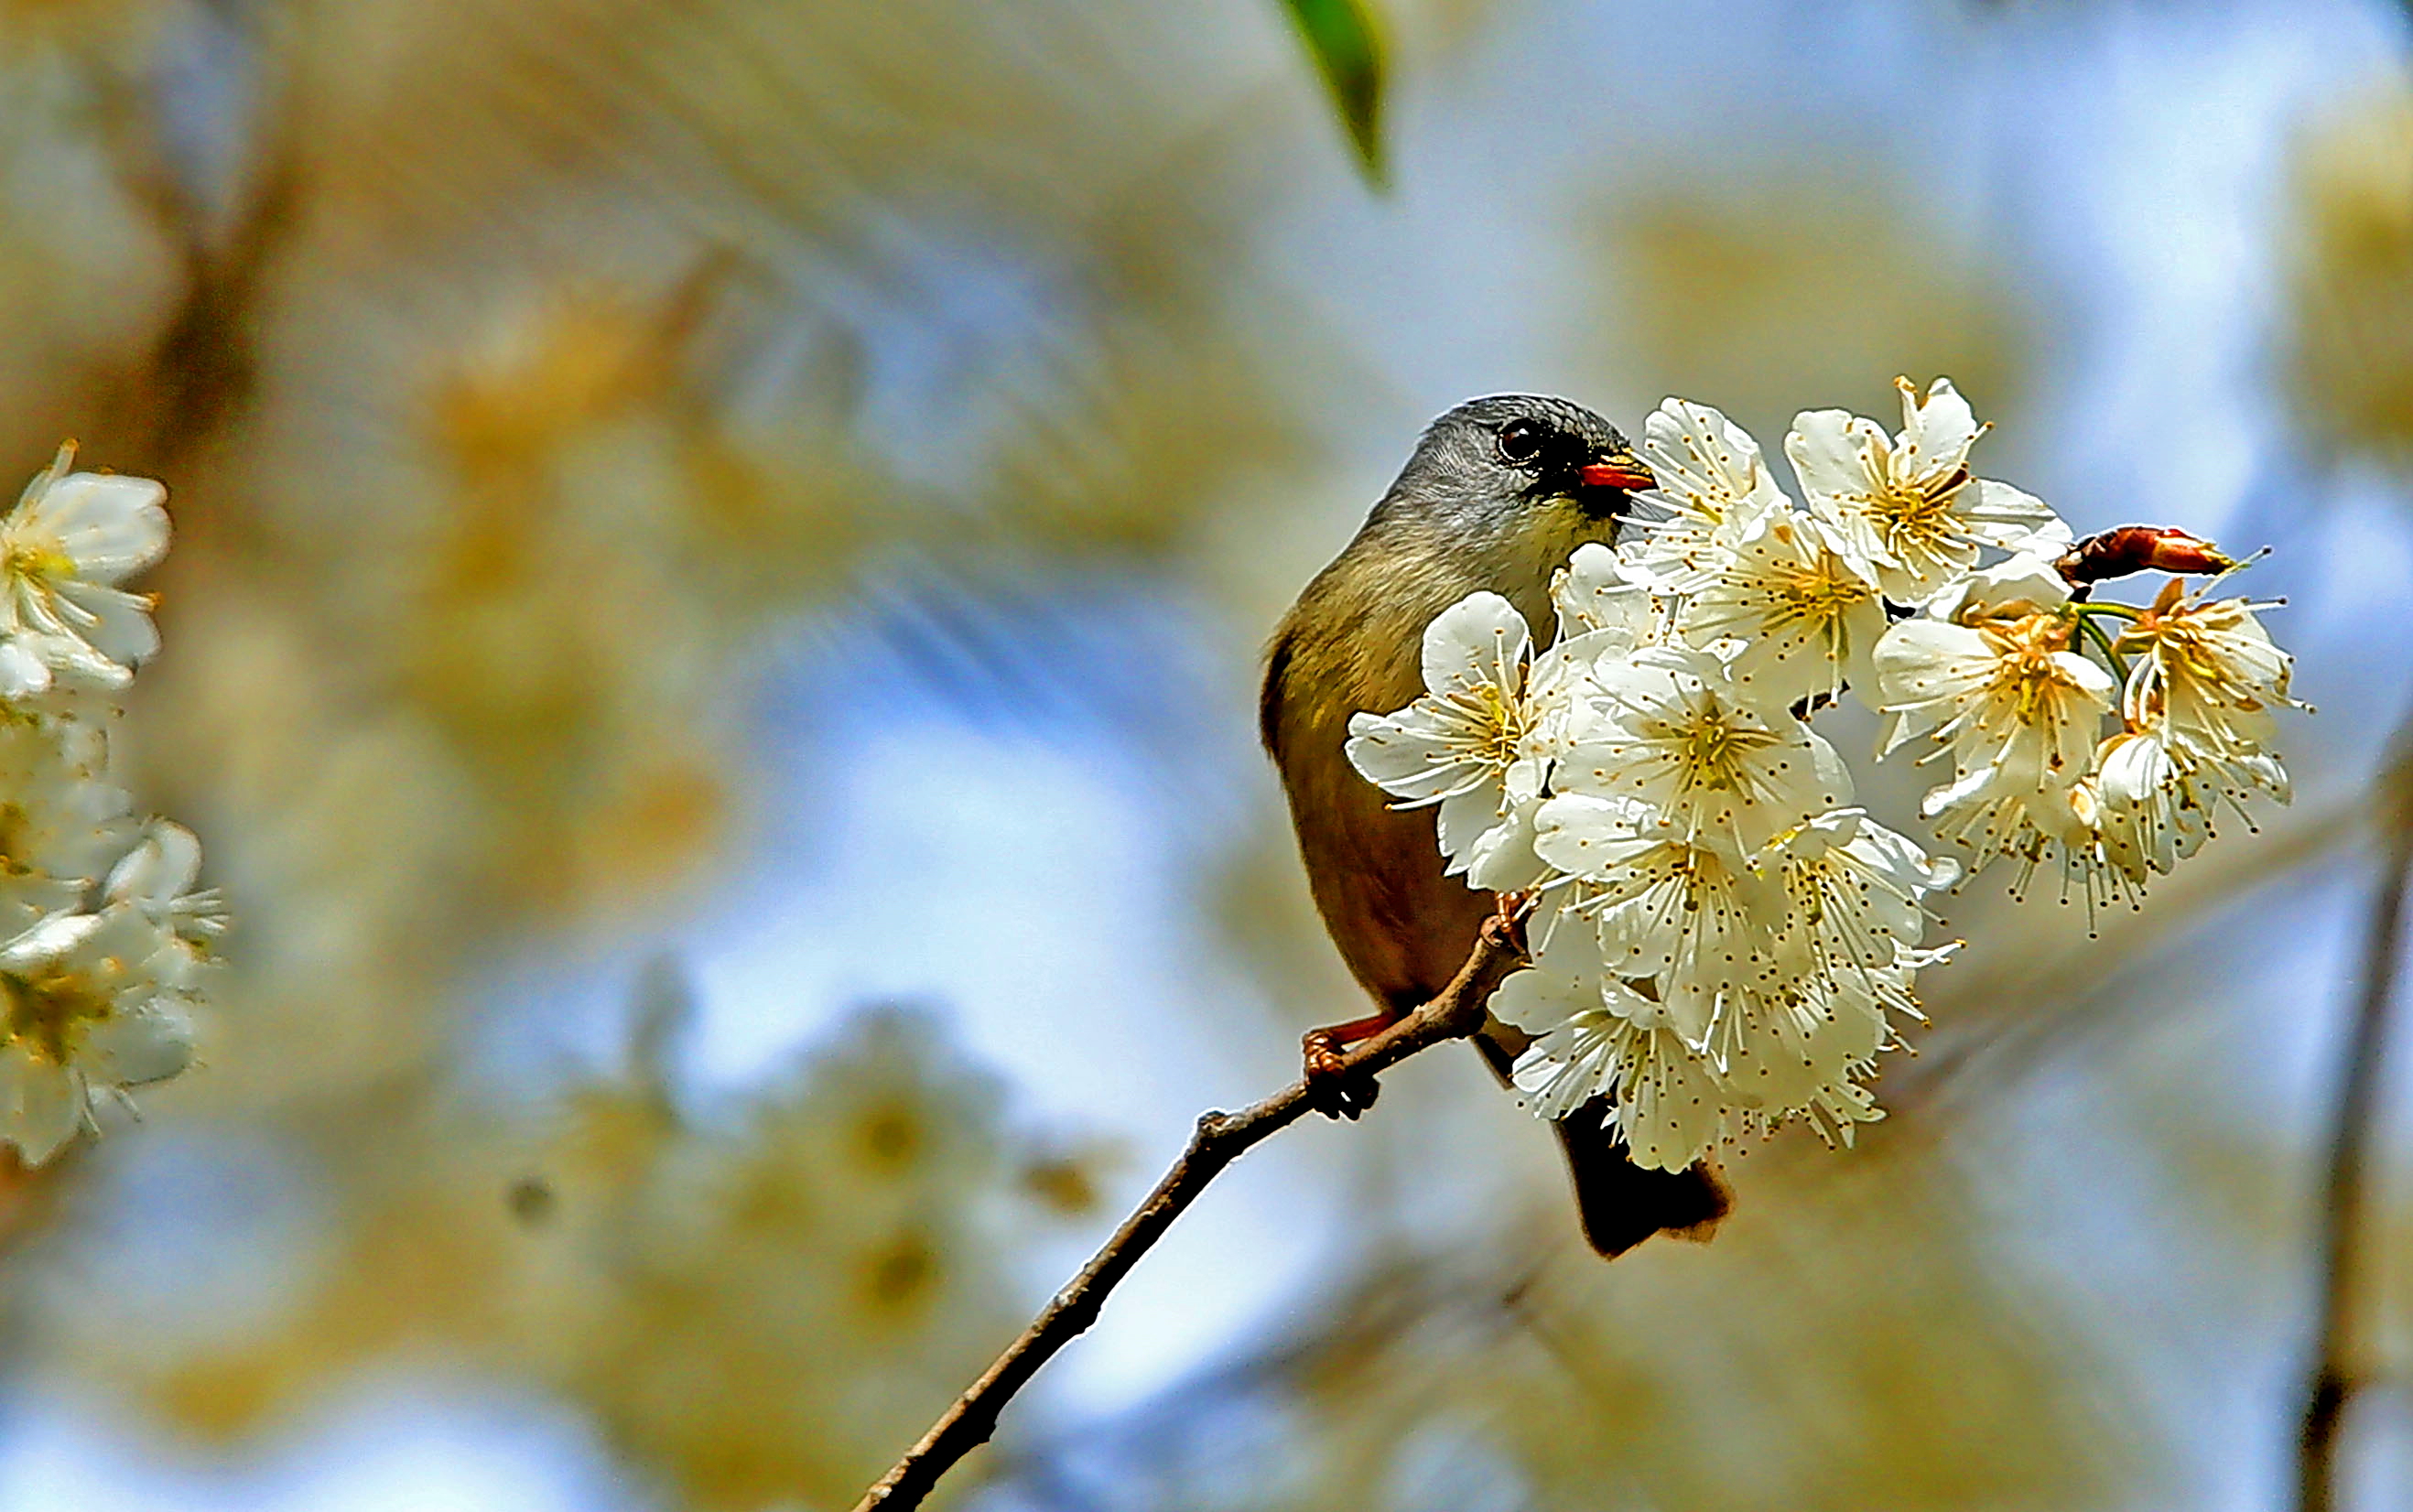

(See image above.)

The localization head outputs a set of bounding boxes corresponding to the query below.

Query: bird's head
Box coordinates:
[1375,394,1653,541]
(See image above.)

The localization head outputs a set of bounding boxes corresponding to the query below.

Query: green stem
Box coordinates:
[2073,610,2129,683]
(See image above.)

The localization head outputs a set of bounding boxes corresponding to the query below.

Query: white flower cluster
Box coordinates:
[0,446,216,1165]
[1347,380,2302,1171]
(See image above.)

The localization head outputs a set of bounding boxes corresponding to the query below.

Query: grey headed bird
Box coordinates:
[1260,394,1731,1258]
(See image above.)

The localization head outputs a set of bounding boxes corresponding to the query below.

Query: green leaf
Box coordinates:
[1279,0,1388,183]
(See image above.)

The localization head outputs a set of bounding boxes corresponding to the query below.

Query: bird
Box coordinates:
[1260,394,1731,1258]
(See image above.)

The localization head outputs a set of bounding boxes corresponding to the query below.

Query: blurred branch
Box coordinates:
[1278,0,1388,183]
[849,915,1527,1511]
[89,31,304,473]
[2298,713,2413,1512]
[141,154,301,470]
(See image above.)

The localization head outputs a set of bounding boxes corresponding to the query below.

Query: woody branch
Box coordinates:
[849,914,1529,1512]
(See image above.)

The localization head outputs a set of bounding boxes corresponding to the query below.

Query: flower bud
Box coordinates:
[2054,525,2236,586]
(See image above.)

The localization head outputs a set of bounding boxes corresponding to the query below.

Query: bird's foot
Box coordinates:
[1302,1031,1380,1119]
[1300,1010,1397,1121]
[1488,893,1532,951]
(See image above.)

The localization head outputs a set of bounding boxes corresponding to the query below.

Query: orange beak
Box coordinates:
[1579,448,1654,491]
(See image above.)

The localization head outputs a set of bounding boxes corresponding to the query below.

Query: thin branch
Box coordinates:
[849,915,1529,1512]
[2298,716,2413,1512]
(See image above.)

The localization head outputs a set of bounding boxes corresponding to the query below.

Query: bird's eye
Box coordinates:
[1496,419,1546,465]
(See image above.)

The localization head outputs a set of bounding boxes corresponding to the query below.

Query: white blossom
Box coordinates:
[1557,645,1851,856]
[1716,984,1888,1148]
[107,819,227,956]
[2089,729,2213,883]
[0,713,132,934]
[1493,930,1731,1171]
[1876,598,2115,824]
[2040,577,2299,897]
[1728,812,1951,1138]
[2089,718,2287,891]
[1677,508,1887,707]
[1872,559,2119,887]
[0,448,211,1165]
[1752,809,1953,988]
[1345,592,1552,891]
[1524,546,1658,761]
[2118,578,2302,780]
[1550,542,1659,648]
[1532,794,1781,1053]
[1620,399,1787,596]
[1506,802,1951,1167]
[0,904,198,1163]
[0,445,170,697]
[1788,377,2070,604]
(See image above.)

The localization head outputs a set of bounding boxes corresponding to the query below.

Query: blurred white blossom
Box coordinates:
[0,713,131,933]
[0,443,168,697]
[0,450,210,1165]
[1347,380,2303,1171]
[107,819,227,956]
[0,903,199,1163]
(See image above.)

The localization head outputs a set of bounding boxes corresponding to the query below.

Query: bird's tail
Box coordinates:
[1474,1029,1729,1258]
[1550,1096,1730,1258]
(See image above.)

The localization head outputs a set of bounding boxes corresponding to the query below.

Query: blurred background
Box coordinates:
[0,0,2408,1507]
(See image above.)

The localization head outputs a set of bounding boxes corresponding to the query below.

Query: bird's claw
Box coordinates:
[1302,1030,1380,1120]
[1483,899,1530,955]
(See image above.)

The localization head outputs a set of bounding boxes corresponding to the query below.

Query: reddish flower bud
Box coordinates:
[2055,525,2237,586]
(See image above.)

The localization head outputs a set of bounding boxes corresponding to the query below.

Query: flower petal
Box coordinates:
[81,1000,195,1086]
[1420,592,1529,699]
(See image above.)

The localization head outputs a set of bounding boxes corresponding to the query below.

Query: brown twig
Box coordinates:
[849,916,1528,1512]
[2297,718,2413,1512]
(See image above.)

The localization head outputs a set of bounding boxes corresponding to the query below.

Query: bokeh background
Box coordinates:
[0,0,2409,1507]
